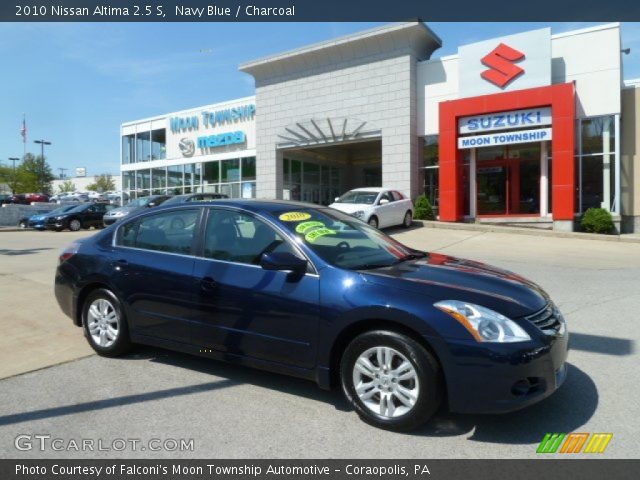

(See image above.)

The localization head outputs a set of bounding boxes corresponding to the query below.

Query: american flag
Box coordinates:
[20,115,27,143]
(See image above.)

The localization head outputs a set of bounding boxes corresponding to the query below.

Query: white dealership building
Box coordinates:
[121,22,640,232]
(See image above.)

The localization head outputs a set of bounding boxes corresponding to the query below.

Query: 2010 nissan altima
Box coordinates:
[55,200,568,431]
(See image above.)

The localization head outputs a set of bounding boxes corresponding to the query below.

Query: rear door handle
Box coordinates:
[201,276,217,291]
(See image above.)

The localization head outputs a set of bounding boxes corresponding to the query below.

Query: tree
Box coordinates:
[58,180,76,193]
[0,164,13,194]
[87,174,116,192]
[15,153,55,194]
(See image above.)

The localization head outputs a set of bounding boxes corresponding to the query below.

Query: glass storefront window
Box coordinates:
[122,134,135,165]
[136,169,150,191]
[136,130,151,162]
[477,145,506,162]
[242,157,256,181]
[168,165,183,195]
[151,167,166,192]
[123,171,135,191]
[222,159,240,183]
[242,182,256,199]
[575,115,617,213]
[151,129,166,160]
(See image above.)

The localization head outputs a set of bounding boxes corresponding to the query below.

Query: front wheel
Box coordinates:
[340,330,442,431]
[82,288,132,357]
[367,216,379,229]
[69,219,82,231]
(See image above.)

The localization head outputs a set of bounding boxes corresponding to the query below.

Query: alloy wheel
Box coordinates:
[87,298,120,348]
[70,219,81,231]
[368,217,378,229]
[352,346,420,418]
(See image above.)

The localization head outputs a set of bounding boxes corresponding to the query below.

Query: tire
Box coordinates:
[81,288,132,357]
[403,211,413,228]
[340,330,442,431]
[367,216,379,229]
[69,218,82,231]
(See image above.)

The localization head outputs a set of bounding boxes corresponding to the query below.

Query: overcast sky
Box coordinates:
[1,22,638,177]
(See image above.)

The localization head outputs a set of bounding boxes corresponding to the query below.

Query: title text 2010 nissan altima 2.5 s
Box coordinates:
[55,200,568,431]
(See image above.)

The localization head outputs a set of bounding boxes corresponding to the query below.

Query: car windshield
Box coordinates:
[50,206,75,215]
[125,197,153,208]
[274,208,423,270]
[336,191,379,205]
[67,204,89,213]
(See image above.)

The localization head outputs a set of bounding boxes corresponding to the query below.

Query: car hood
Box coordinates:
[361,252,548,319]
[329,203,373,214]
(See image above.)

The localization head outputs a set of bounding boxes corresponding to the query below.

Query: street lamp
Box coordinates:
[33,139,51,193]
[8,157,20,194]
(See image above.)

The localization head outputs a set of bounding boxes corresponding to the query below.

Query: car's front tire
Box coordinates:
[340,330,442,431]
[367,216,379,229]
[69,219,82,231]
[82,288,132,357]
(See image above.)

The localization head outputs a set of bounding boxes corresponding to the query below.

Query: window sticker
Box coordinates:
[305,227,336,243]
[279,211,311,222]
[295,221,325,234]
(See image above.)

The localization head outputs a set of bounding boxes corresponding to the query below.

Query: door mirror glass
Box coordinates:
[260,251,307,277]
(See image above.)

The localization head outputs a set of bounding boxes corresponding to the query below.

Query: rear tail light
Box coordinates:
[59,242,81,264]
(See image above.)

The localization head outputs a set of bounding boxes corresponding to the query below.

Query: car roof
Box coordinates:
[348,187,387,192]
[154,198,323,214]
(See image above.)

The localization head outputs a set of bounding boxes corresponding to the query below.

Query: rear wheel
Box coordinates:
[367,216,379,229]
[340,330,442,431]
[82,288,132,357]
[69,219,82,231]
[403,211,413,228]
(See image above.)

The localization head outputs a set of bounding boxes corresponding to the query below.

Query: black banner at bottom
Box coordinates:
[1,459,637,480]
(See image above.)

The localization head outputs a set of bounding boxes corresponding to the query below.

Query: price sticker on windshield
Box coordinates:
[279,211,311,222]
[295,221,324,234]
[305,227,336,243]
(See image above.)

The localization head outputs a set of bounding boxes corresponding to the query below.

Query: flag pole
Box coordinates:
[22,114,26,157]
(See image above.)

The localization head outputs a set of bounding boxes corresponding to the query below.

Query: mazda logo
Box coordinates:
[179,138,195,157]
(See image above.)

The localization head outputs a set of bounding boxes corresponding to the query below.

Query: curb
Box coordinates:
[413,220,640,244]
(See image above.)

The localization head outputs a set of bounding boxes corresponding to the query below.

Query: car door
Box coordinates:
[391,191,408,225]
[109,208,202,344]
[376,191,395,228]
[87,203,106,226]
[191,207,320,369]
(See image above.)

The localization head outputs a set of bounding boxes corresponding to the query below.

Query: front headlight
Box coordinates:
[434,300,531,343]
[111,211,127,217]
[55,216,66,220]
[352,210,365,219]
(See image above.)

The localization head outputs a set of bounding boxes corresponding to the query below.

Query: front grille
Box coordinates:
[525,304,564,335]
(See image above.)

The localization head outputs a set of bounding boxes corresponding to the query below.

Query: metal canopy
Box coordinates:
[276,117,381,149]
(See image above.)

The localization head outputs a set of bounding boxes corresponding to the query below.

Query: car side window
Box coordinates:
[392,191,404,201]
[117,209,199,255]
[379,192,394,203]
[203,209,296,265]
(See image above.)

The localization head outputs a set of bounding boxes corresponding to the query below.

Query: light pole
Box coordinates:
[34,139,51,193]
[9,157,20,194]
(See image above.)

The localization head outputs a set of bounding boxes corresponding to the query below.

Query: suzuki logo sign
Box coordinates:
[481,43,525,88]
[457,27,551,98]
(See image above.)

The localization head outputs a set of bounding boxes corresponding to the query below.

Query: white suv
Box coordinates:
[329,187,414,229]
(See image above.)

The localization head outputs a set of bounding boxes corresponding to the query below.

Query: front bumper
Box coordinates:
[433,331,569,414]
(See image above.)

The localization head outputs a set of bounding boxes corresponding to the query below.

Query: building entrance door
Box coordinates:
[476,144,541,216]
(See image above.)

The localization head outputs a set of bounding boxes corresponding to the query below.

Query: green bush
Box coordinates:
[414,194,435,220]
[581,207,614,234]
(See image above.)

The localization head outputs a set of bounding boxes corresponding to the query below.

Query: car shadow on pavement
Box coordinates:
[0,247,53,256]
[412,363,598,444]
[126,346,352,411]
[569,332,635,356]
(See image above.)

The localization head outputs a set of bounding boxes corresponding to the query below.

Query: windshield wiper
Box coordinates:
[392,252,427,264]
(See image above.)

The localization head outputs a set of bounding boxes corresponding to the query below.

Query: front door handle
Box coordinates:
[201,276,217,291]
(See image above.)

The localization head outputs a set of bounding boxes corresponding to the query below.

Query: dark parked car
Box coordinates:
[0,194,12,205]
[55,200,568,431]
[9,194,28,205]
[160,192,229,206]
[20,205,78,230]
[45,202,114,231]
[102,195,171,227]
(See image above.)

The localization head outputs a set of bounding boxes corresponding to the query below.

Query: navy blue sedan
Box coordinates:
[54,200,568,430]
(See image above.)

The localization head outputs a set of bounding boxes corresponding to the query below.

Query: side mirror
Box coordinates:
[260,251,307,279]
[334,197,340,203]
[147,201,157,208]
[379,198,389,205]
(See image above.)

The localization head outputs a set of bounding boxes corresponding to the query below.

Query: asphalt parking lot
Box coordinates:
[0,226,638,458]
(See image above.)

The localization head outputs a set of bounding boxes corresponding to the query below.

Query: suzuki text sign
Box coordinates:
[458,28,551,98]
[458,127,552,149]
[459,107,552,134]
